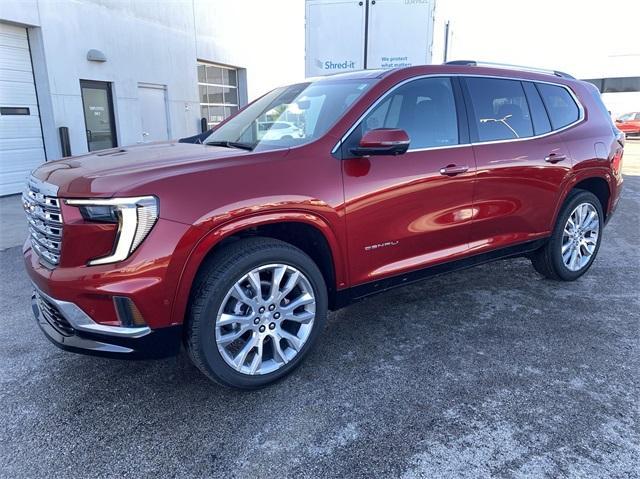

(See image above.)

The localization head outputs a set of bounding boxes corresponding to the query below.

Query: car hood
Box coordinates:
[31,142,281,197]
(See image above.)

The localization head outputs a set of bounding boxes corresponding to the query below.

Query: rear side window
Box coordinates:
[536,83,580,130]
[522,82,551,135]
[465,77,534,141]
[349,77,459,150]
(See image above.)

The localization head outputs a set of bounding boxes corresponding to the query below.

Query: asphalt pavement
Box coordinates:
[1,142,638,478]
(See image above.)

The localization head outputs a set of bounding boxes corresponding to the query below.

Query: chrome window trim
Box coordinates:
[332,73,585,155]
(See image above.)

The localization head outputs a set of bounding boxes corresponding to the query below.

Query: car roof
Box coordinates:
[310,64,578,86]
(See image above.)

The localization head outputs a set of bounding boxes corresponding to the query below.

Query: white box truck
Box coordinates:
[305,0,436,78]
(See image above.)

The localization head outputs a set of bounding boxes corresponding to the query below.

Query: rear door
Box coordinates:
[462,76,579,253]
[342,76,476,286]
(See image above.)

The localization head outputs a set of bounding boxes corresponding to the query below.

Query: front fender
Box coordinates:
[169,210,347,326]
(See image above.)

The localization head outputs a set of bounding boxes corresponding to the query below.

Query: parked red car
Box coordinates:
[24,62,624,388]
[615,112,640,136]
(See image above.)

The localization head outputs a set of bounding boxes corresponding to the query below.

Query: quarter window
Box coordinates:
[522,82,551,136]
[197,62,240,128]
[350,77,459,151]
[466,77,534,141]
[536,83,580,130]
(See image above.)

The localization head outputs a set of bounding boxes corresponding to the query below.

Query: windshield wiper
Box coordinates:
[205,140,254,151]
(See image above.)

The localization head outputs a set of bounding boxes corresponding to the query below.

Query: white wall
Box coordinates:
[0,0,306,161]
[432,0,640,78]
[194,0,305,100]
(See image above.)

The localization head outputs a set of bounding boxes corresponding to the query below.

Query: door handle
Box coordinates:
[439,164,469,176]
[545,153,567,164]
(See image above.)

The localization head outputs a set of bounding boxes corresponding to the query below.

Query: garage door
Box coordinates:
[0,23,45,196]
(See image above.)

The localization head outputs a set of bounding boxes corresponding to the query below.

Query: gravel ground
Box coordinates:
[1,143,638,478]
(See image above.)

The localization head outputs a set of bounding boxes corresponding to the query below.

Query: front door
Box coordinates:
[80,80,117,151]
[138,83,169,142]
[341,76,476,286]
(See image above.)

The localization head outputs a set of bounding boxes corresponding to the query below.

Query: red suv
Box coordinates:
[24,63,624,388]
[615,112,640,137]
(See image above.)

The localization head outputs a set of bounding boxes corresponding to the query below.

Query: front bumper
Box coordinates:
[32,286,182,359]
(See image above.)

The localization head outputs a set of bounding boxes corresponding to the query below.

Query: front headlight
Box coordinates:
[66,196,158,265]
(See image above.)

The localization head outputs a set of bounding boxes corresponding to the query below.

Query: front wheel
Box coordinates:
[531,189,604,281]
[185,237,327,389]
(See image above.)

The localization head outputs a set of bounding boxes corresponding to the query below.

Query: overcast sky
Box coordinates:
[432,0,640,78]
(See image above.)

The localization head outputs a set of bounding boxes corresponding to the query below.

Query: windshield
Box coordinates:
[204,79,374,151]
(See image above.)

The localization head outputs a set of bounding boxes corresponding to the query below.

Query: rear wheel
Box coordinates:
[531,190,603,281]
[186,237,327,389]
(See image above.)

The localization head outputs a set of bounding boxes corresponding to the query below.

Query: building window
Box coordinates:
[197,62,239,128]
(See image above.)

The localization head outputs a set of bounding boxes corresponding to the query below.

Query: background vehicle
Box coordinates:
[257,121,304,140]
[615,112,640,137]
[24,63,624,389]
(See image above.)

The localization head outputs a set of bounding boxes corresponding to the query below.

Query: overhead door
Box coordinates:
[0,23,45,196]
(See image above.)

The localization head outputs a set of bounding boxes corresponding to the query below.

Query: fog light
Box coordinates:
[113,296,147,327]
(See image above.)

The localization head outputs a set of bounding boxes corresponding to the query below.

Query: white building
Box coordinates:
[0,0,304,195]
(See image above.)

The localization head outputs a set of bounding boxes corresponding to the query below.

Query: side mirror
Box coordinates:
[615,118,623,123]
[350,128,410,157]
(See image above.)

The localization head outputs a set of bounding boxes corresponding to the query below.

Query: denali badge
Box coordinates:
[364,241,399,252]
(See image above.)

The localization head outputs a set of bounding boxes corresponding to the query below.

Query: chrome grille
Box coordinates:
[23,178,63,266]
[34,290,74,336]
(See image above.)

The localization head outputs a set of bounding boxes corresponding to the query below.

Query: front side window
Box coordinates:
[346,77,459,151]
[536,83,580,130]
[466,77,534,141]
[205,79,373,151]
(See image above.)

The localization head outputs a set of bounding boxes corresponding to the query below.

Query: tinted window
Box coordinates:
[522,82,551,135]
[466,78,533,141]
[352,77,458,150]
[537,83,580,130]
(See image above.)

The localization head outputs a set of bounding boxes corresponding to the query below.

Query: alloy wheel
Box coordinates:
[215,264,316,375]
[561,202,599,272]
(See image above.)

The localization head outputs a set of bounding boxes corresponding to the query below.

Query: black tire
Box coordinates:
[185,237,328,389]
[531,189,604,281]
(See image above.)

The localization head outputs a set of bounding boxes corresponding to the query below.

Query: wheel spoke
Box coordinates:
[284,310,315,324]
[561,241,572,254]
[279,330,303,351]
[233,335,257,368]
[272,337,289,365]
[247,271,263,301]
[217,325,250,344]
[249,337,265,374]
[279,271,300,299]
[583,211,598,231]
[281,292,314,312]
[269,266,287,301]
[569,247,578,269]
[232,284,255,307]
[218,313,251,327]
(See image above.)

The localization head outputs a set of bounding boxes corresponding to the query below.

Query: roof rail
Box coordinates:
[445,60,575,80]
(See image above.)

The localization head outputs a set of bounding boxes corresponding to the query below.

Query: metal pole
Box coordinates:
[443,21,450,63]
